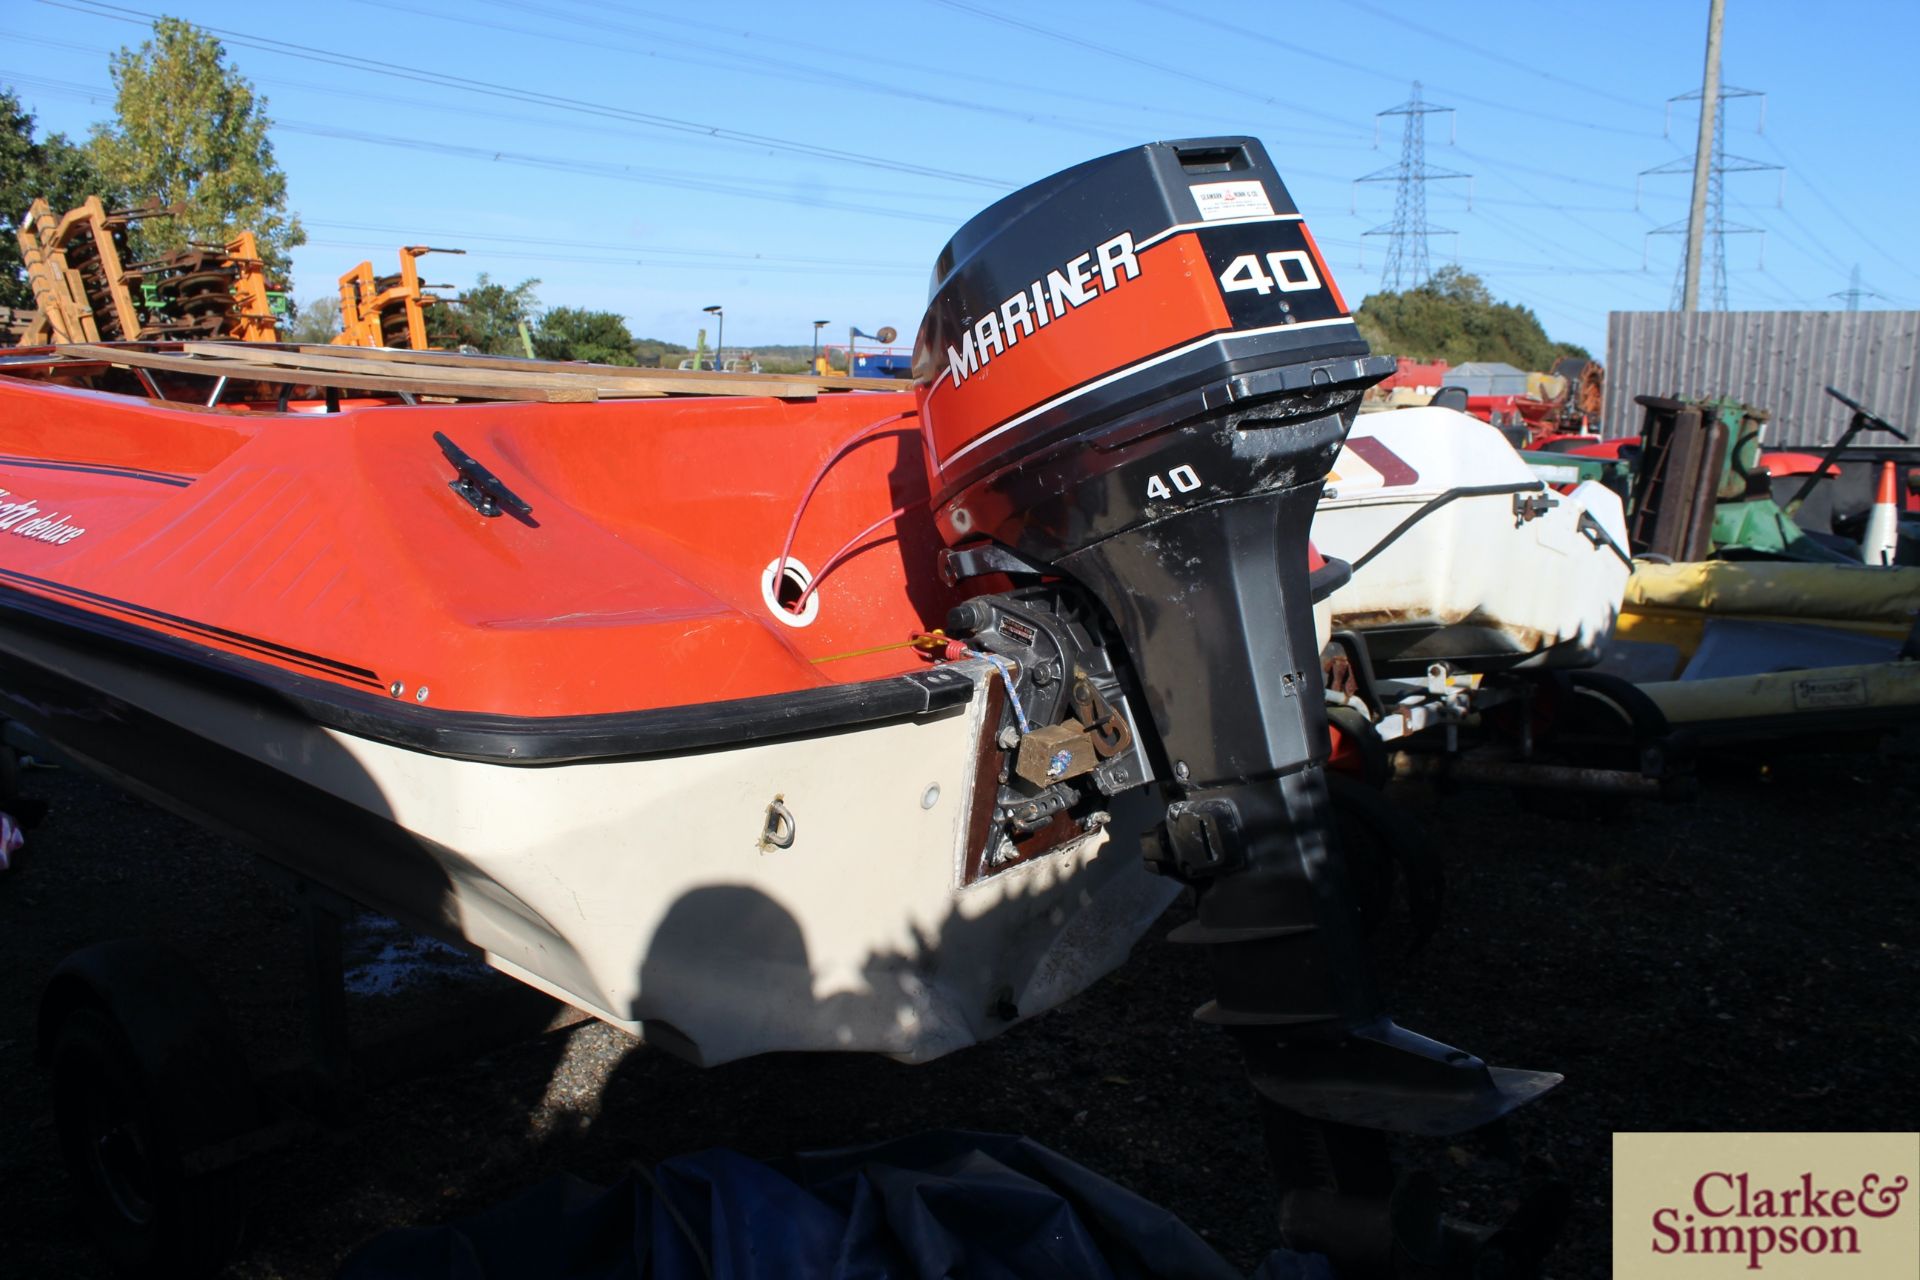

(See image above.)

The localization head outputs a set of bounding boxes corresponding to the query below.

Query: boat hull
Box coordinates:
[0,598,1174,1066]
[1313,407,1631,674]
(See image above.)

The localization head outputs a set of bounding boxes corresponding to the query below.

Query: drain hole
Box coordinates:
[774,566,807,611]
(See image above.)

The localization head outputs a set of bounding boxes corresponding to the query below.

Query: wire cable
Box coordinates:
[928,0,1372,139]
[35,0,1012,189]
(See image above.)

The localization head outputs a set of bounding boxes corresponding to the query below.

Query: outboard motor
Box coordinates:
[916,138,1562,1275]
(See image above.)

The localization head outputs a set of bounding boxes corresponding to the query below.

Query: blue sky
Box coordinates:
[5,0,1915,357]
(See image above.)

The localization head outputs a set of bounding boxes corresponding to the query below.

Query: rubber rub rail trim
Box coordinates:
[0,584,977,766]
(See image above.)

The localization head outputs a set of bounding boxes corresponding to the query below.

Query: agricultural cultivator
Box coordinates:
[332,245,462,349]
[13,196,283,345]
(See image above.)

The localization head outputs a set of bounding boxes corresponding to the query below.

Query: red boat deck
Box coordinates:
[0,344,965,718]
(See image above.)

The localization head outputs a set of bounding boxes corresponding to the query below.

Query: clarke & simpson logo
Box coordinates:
[1615,1133,1919,1277]
[1650,1170,1909,1269]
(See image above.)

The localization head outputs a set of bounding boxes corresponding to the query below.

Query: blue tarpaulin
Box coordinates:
[340,1131,1331,1280]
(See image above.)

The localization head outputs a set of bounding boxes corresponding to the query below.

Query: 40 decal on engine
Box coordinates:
[1188,217,1347,329]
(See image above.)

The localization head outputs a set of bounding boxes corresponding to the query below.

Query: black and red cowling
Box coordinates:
[914,136,1382,550]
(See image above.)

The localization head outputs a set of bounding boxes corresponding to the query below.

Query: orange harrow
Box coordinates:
[332,245,462,350]
[12,197,284,345]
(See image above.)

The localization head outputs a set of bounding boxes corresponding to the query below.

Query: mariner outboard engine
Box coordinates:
[915,139,1562,1276]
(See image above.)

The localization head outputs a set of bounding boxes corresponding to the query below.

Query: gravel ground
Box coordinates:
[2,734,1917,1278]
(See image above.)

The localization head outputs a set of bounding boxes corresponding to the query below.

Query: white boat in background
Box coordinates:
[1313,406,1633,676]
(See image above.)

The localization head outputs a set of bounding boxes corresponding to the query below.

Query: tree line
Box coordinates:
[1354,266,1590,369]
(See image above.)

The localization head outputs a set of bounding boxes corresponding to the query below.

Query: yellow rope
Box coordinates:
[810,629,952,665]
[809,637,921,664]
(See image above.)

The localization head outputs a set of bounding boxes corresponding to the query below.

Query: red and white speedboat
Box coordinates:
[0,354,1188,1063]
[5,138,1557,1277]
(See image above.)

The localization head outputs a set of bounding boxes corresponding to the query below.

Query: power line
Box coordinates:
[6,41,983,205]
[1472,209,1662,286]
[1131,0,1656,140]
[352,0,1143,145]
[1727,198,1855,282]
[1333,0,1657,112]
[1463,165,1659,270]
[1453,146,1642,199]
[0,68,977,225]
[927,0,1371,139]
[34,0,1012,189]
[306,220,920,272]
[2,73,978,228]
[0,69,116,103]
[1756,131,1919,287]
[270,120,968,224]
[522,0,1287,142]
[300,239,915,277]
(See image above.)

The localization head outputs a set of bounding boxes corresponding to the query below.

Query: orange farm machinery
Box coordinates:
[331,245,463,350]
[13,197,285,345]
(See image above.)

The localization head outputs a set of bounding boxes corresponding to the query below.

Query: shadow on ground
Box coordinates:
[2,733,1917,1278]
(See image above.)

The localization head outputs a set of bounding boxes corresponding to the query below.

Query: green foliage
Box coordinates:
[429,274,541,355]
[86,18,304,277]
[628,336,692,367]
[532,307,637,365]
[1355,267,1589,369]
[1,89,113,309]
[287,294,340,344]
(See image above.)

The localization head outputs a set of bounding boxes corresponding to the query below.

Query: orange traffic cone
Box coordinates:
[1860,460,1901,566]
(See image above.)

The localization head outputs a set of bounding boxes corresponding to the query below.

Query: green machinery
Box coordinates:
[1521,395,1860,564]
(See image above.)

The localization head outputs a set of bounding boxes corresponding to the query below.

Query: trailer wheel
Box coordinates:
[1535,669,1674,775]
[49,1005,247,1275]
[1561,670,1669,748]
[41,941,256,1276]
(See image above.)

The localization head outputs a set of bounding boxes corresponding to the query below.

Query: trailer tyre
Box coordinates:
[42,941,256,1277]
[50,1003,249,1276]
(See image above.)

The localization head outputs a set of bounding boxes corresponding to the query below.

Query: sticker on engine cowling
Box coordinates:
[1190,180,1275,221]
[1193,220,1349,329]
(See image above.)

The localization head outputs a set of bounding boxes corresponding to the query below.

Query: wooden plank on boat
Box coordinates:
[183,341,823,400]
[268,341,906,395]
[203,346,782,398]
[175,341,664,397]
[53,344,600,403]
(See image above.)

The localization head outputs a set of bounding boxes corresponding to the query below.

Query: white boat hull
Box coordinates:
[1313,407,1631,673]
[0,623,1174,1066]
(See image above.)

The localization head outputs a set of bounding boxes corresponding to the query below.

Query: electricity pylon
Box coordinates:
[1354,82,1471,291]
